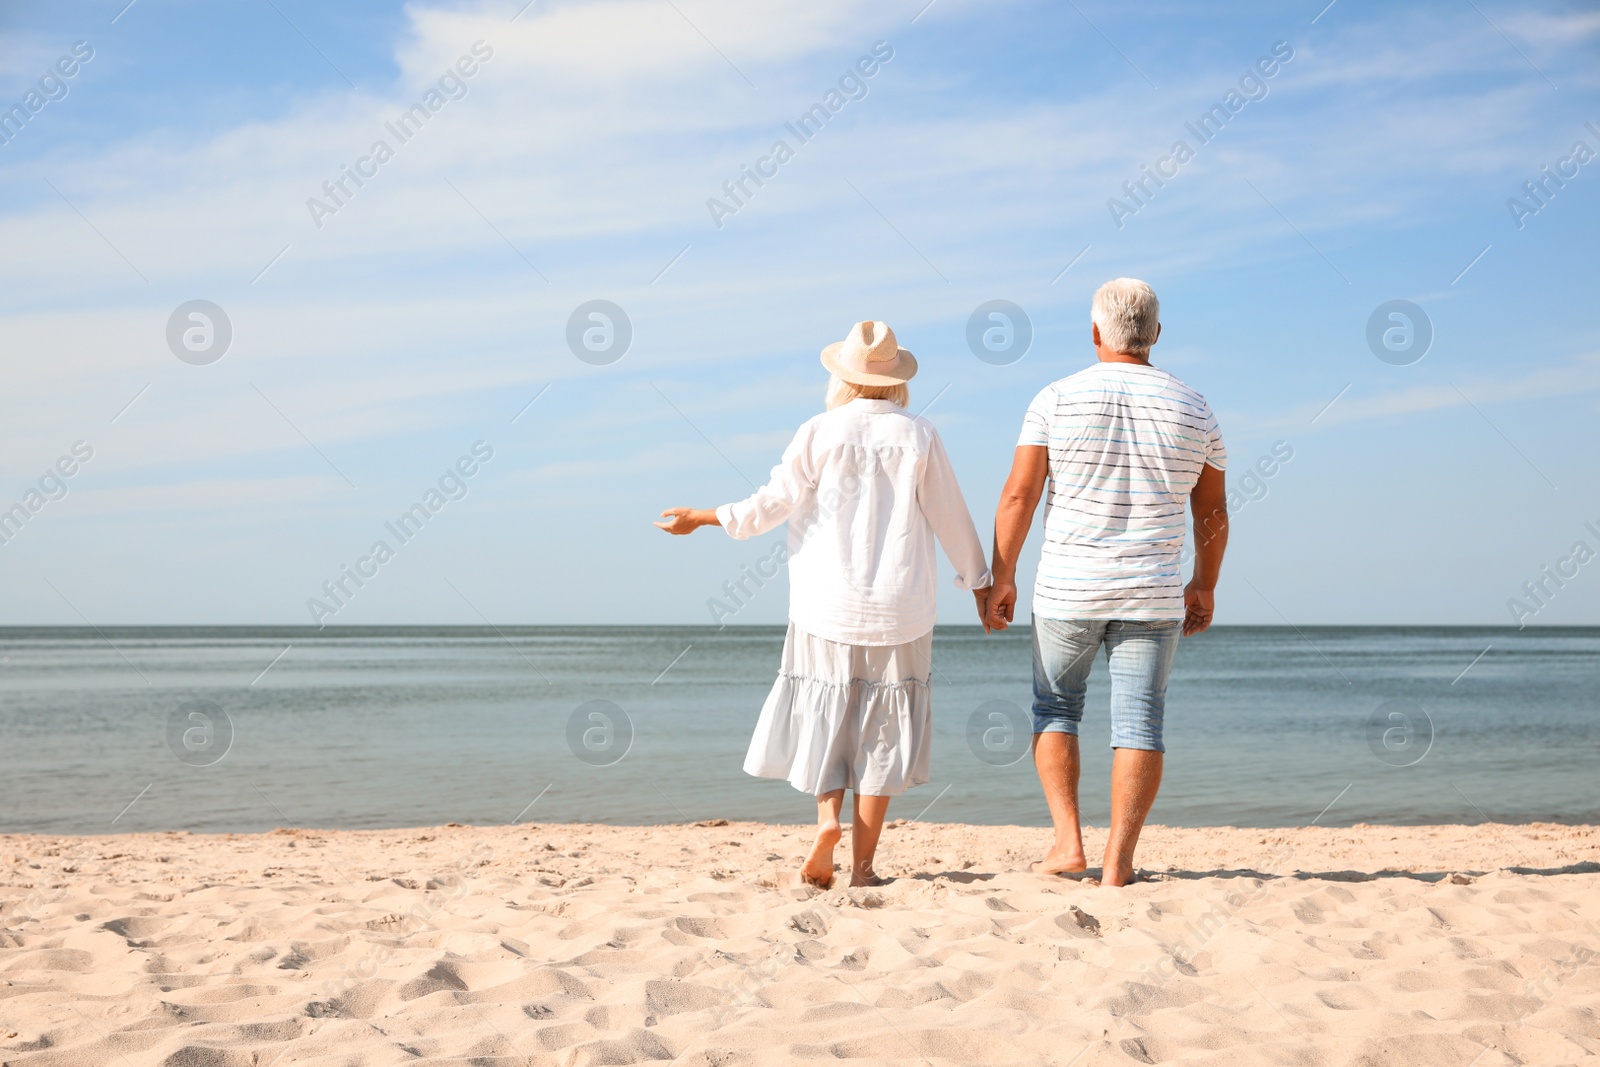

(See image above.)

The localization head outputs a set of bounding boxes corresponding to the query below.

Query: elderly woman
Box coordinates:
[656,321,991,888]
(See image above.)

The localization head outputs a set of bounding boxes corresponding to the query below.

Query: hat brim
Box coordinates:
[820,342,918,386]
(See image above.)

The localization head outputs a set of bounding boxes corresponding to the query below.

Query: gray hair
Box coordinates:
[1091,278,1160,355]
[825,374,908,411]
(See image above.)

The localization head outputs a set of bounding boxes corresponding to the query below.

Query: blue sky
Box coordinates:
[0,0,1597,627]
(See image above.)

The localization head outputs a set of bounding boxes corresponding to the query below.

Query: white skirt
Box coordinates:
[743,623,934,797]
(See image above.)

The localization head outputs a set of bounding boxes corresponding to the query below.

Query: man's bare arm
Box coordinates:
[985,445,1050,632]
[1184,463,1228,636]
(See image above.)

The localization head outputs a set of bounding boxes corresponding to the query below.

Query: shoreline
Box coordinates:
[6,820,1598,870]
[4,623,1598,634]
[5,819,1597,865]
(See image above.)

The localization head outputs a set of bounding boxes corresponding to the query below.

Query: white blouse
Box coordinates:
[716,399,992,646]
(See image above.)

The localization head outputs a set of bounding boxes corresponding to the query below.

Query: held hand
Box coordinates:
[986,580,1018,631]
[654,507,707,535]
[1183,581,1215,637]
[973,588,991,634]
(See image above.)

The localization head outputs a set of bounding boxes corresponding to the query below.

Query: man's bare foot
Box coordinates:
[1029,847,1089,877]
[1101,861,1139,887]
[800,820,841,888]
[849,868,889,888]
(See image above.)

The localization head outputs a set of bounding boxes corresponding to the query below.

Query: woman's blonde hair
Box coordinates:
[825,374,909,411]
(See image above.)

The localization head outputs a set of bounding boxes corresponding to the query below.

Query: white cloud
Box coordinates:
[1,0,1595,516]
[57,474,341,515]
[1304,351,1600,429]
[1503,7,1600,48]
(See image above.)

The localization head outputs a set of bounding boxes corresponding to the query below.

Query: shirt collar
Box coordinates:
[850,399,903,412]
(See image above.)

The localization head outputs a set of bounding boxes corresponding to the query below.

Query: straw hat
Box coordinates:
[820,320,917,386]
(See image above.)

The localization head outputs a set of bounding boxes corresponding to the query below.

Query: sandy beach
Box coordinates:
[2,821,1597,1066]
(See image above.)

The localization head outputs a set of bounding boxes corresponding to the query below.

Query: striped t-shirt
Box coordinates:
[1018,362,1226,621]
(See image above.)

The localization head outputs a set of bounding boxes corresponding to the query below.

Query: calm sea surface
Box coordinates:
[1,626,1595,834]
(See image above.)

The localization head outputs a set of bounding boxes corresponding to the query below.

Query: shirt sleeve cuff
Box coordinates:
[715,503,744,538]
[953,569,993,591]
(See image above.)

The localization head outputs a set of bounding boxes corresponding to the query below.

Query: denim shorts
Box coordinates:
[1031,617,1182,752]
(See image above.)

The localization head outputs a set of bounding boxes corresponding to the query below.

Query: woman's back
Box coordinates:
[655,319,991,889]
[719,397,988,646]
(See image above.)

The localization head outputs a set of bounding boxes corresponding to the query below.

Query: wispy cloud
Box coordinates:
[1298,352,1600,430]
[1,0,1596,624]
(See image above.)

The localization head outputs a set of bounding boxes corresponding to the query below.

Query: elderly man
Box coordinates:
[985,278,1229,887]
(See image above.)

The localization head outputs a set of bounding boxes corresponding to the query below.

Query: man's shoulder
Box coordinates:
[1146,364,1206,397]
[1030,366,1102,403]
[1147,367,1214,415]
[1029,364,1216,425]
[1032,363,1163,406]
[1097,364,1214,414]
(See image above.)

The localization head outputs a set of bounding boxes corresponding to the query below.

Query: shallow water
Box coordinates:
[0,625,1595,833]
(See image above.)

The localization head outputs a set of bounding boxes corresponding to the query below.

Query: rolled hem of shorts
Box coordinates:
[1032,720,1081,736]
[1110,739,1166,753]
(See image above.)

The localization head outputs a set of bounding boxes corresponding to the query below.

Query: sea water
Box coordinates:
[0,626,1595,834]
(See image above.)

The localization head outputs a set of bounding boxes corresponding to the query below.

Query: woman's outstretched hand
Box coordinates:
[654,507,720,535]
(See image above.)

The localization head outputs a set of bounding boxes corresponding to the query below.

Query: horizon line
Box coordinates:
[0,622,1593,633]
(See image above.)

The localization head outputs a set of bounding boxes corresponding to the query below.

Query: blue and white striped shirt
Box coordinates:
[1018,363,1226,621]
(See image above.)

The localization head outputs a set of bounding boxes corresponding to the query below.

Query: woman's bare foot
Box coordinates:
[1029,846,1090,877]
[800,820,841,888]
[847,794,892,889]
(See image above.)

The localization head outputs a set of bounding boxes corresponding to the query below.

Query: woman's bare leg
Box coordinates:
[802,790,844,887]
[850,793,891,886]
